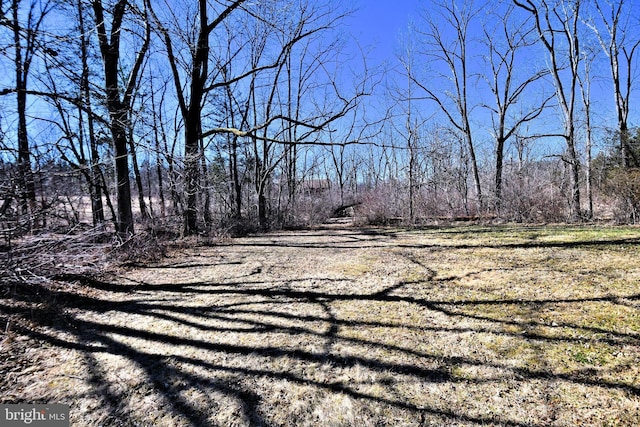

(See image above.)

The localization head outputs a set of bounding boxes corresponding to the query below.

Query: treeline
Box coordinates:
[1,0,639,240]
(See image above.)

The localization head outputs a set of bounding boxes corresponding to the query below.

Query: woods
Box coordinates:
[2,2,640,425]
[1,0,639,240]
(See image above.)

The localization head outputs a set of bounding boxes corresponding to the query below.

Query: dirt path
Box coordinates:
[2,224,639,426]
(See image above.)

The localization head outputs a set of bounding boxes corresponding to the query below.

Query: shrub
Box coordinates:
[111,230,167,265]
[356,184,403,225]
[601,168,640,223]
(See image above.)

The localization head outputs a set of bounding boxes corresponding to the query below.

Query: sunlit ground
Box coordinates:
[2,224,640,426]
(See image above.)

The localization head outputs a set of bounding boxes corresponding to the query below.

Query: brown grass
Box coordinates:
[1,223,640,426]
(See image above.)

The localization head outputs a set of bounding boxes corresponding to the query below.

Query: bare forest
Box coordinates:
[1,0,640,426]
[0,0,639,238]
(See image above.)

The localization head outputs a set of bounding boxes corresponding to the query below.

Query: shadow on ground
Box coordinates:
[3,225,640,426]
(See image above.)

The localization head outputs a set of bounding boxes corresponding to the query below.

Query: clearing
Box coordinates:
[1,222,640,426]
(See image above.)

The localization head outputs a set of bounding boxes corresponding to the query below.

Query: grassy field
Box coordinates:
[1,223,640,426]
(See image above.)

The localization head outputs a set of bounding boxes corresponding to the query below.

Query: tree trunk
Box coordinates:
[567,132,581,222]
[12,0,37,227]
[182,0,210,235]
[495,136,505,213]
[128,136,148,220]
[155,136,166,219]
[465,130,482,211]
[92,0,135,237]
[148,75,166,219]
[87,114,105,226]
[183,123,200,235]
[258,185,268,230]
[200,138,213,228]
[113,110,135,236]
[230,135,242,219]
[76,0,105,226]
[16,80,36,219]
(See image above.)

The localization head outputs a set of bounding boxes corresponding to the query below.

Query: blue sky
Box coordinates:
[346,0,421,67]
[340,0,639,158]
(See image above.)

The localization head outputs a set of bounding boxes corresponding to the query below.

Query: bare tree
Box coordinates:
[514,0,583,220]
[578,46,597,218]
[217,23,250,221]
[327,94,381,213]
[77,0,106,226]
[44,0,116,228]
[587,0,639,167]
[147,73,167,219]
[126,51,153,224]
[92,0,150,236]
[481,4,552,213]
[397,25,421,223]
[197,0,369,230]
[0,0,54,228]
[149,0,248,235]
[412,0,483,210]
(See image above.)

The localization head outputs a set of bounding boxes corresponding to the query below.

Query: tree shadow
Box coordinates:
[8,277,638,425]
[5,225,640,425]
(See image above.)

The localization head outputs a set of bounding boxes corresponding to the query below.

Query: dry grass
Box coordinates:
[1,223,640,426]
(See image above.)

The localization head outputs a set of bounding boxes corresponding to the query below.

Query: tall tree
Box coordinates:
[156,0,367,231]
[397,29,424,223]
[92,0,149,236]
[150,0,248,235]
[241,3,369,229]
[587,0,639,167]
[78,0,106,226]
[44,0,109,227]
[0,0,53,228]
[218,22,250,221]
[514,0,583,220]
[481,4,552,213]
[578,46,596,218]
[413,0,483,210]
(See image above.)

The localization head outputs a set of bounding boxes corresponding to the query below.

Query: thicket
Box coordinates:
[1,0,639,251]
